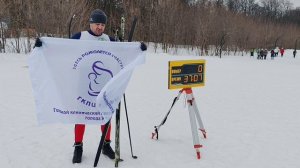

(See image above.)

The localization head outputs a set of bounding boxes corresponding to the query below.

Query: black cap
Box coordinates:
[89,9,107,24]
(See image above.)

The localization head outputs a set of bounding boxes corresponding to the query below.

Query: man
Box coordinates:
[33,9,146,164]
[71,9,117,164]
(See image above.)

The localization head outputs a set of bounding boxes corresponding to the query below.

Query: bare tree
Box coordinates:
[0,0,299,54]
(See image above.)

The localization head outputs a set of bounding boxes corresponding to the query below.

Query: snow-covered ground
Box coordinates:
[1,49,300,168]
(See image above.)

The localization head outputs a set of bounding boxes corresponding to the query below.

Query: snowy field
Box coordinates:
[0,48,300,168]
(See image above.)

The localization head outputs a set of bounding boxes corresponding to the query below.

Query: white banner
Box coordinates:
[28,37,145,125]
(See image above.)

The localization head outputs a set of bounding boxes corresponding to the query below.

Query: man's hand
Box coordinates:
[140,42,147,51]
[34,38,42,48]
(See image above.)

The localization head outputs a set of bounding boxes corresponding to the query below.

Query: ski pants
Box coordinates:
[74,124,111,143]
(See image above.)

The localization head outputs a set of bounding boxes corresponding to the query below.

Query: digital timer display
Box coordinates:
[168,60,206,89]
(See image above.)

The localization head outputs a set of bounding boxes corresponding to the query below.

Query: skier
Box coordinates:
[70,9,146,164]
[293,50,297,58]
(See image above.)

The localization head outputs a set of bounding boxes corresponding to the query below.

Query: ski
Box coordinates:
[114,16,138,167]
[115,103,122,167]
[94,120,111,167]
[128,17,137,42]
[114,15,125,168]
[68,14,76,38]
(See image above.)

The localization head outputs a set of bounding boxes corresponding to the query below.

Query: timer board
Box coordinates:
[168,60,206,90]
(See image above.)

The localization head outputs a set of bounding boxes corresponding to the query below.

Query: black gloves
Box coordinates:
[34,38,42,48]
[34,37,144,51]
[140,42,147,51]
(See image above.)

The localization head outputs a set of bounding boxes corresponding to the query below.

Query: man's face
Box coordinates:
[90,23,105,36]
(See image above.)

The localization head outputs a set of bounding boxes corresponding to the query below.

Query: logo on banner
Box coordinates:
[88,61,114,96]
[72,50,124,108]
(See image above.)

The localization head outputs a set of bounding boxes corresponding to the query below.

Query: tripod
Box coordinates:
[152,88,206,159]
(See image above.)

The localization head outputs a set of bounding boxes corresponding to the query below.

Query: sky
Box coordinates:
[1,45,300,168]
[290,0,300,7]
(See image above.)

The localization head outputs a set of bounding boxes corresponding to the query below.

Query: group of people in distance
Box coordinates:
[250,47,287,60]
[270,47,285,59]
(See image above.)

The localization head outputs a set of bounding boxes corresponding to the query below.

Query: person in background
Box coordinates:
[280,48,285,57]
[256,48,261,59]
[259,48,264,60]
[250,48,254,57]
[263,49,268,60]
[271,49,275,60]
[274,47,279,57]
[0,40,3,52]
[293,50,297,58]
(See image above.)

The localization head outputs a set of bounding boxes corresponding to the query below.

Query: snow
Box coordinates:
[1,49,300,168]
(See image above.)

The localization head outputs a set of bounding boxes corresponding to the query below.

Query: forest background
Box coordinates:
[0,0,300,55]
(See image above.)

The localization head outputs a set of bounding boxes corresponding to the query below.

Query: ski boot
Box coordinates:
[102,140,115,159]
[72,142,83,163]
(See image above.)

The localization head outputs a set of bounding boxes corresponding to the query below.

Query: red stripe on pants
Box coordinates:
[74,124,111,143]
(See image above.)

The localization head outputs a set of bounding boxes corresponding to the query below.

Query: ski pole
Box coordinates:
[123,94,138,159]
[152,90,183,140]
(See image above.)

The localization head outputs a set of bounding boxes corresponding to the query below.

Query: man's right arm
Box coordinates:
[71,32,81,39]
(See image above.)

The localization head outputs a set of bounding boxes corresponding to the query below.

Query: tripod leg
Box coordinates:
[152,90,183,139]
[187,101,202,159]
[190,93,206,139]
